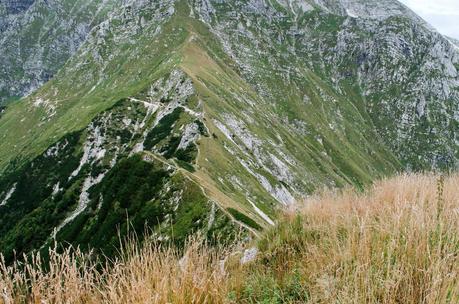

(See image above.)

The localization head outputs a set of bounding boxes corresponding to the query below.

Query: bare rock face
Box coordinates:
[0,0,121,104]
[0,0,35,28]
[0,1,32,35]
[2,0,35,13]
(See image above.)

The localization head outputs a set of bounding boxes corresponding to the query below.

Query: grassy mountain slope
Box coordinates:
[0,0,458,259]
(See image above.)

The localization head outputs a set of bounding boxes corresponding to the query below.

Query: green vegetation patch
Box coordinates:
[144,107,183,150]
[227,208,262,231]
[57,155,171,256]
[55,154,236,257]
[0,132,83,262]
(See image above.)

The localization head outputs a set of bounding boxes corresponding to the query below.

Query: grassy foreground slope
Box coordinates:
[1,173,458,303]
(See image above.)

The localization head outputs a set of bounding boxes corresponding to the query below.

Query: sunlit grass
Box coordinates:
[1,173,458,303]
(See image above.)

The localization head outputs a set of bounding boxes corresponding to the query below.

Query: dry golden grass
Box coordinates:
[1,173,458,303]
[0,240,230,304]
[251,173,459,303]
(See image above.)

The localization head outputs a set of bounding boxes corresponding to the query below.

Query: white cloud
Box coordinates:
[399,0,459,39]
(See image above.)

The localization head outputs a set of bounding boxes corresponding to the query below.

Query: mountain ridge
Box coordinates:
[0,0,458,260]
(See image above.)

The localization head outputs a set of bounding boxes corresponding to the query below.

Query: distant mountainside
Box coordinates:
[448,37,459,48]
[0,0,458,261]
[0,0,35,31]
[0,0,120,104]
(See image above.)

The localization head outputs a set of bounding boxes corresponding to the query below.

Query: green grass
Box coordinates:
[227,208,262,231]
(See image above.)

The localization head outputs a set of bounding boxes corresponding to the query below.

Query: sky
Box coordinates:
[399,0,459,40]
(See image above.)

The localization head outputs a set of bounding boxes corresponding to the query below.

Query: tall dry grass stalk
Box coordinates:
[0,239,230,304]
[0,173,458,303]
[260,173,459,303]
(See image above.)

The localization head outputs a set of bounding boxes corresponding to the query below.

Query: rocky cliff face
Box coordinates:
[0,0,36,31]
[0,0,458,260]
[2,0,35,13]
[0,0,120,104]
[448,37,459,46]
[195,0,459,170]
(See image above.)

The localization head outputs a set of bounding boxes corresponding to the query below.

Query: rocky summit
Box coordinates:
[0,0,458,260]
